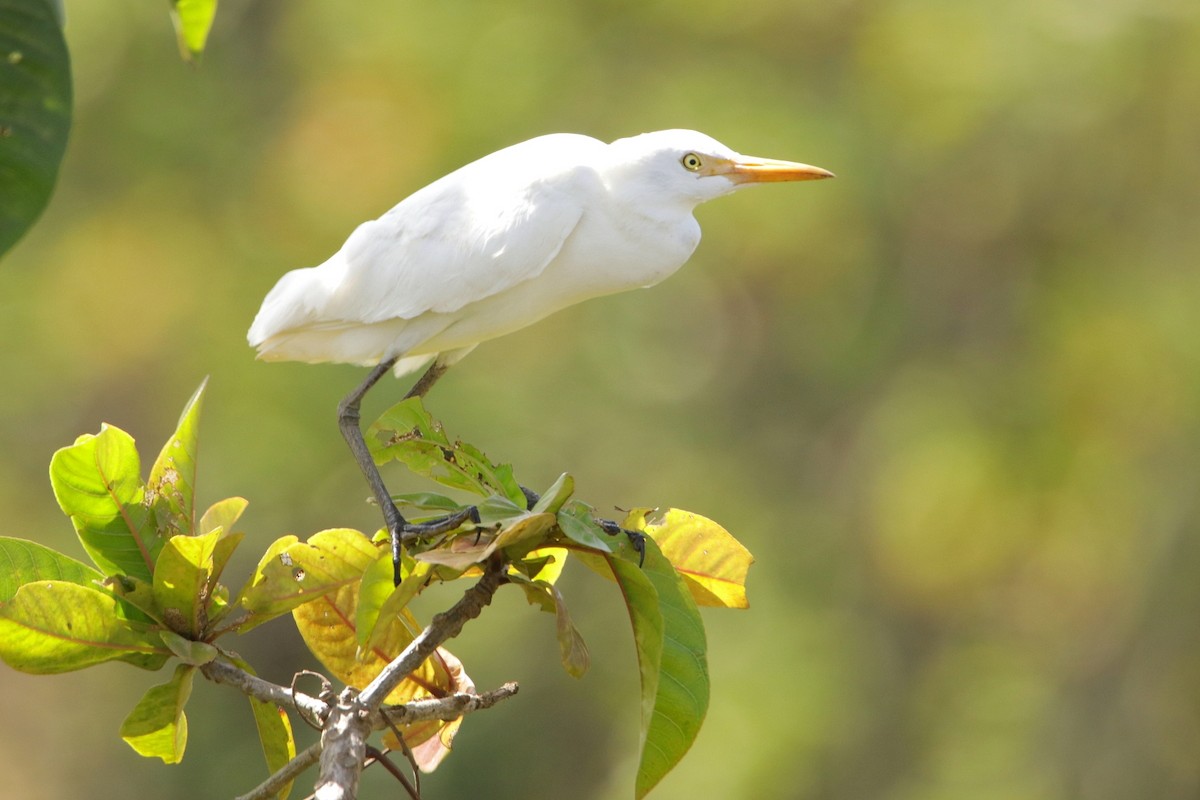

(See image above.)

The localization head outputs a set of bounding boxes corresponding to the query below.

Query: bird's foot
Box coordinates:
[519,484,645,566]
[384,503,481,584]
[598,518,646,567]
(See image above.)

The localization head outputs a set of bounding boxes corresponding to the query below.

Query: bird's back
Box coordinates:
[247,134,608,366]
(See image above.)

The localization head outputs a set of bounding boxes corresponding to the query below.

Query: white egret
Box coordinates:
[249,129,833,580]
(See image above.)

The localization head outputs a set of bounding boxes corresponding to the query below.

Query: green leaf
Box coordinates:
[606,538,710,799]
[0,580,169,673]
[363,558,431,656]
[49,423,157,581]
[392,491,468,519]
[120,663,196,763]
[354,549,395,651]
[237,529,379,628]
[551,583,589,678]
[0,0,72,260]
[198,495,248,536]
[168,0,218,63]
[153,530,221,637]
[209,530,244,590]
[104,573,164,624]
[368,397,525,505]
[227,653,296,800]
[415,511,556,571]
[147,378,207,539]
[0,536,103,601]
[556,500,615,553]
[158,630,217,665]
[531,473,574,515]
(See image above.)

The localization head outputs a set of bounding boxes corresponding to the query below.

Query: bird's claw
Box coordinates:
[520,486,646,566]
[598,518,646,567]
[386,504,481,584]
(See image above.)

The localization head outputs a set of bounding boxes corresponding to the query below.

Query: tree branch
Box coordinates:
[201,658,331,721]
[235,742,322,800]
[374,681,519,729]
[316,554,509,797]
[360,553,507,709]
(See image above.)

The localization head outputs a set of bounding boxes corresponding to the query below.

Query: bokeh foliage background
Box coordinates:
[3,0,1200,797]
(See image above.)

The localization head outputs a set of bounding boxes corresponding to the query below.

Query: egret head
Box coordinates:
[604,129,833,208]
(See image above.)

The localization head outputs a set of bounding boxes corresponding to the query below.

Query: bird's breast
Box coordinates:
[551,208,701,298]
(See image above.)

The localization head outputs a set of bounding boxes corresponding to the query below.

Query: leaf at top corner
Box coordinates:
[606,537,709,800]
[147,378,207,539]
[0,580,169,674]
[0,536,103,601]
[49,423,157,581]
[367,397,524,505]
[169,0,218,63]
[120,663,196,763]
[644,508,754,609]
[0,0,72,261]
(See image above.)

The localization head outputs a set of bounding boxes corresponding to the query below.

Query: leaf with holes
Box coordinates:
[368,397,524,505]
[147,378,206,539]
[237,529,379,630]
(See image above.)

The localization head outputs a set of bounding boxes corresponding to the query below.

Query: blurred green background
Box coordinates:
[3,0,1200,797]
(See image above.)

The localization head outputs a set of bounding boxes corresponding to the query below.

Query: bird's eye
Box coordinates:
[681,153,703,172]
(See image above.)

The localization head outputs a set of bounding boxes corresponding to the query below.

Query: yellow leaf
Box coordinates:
[381,646,475,772]
[643,509,754,609]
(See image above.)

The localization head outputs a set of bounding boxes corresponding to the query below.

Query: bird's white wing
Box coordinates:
[248,134,604,358]
[321,173,588,326]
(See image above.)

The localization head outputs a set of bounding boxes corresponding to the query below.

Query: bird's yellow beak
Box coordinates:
[718,156,835,184]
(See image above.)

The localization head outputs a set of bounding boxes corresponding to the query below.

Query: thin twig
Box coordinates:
[364,746,420,800]
[374,682,519,729]
[234,742,322,800]
[201,659,331,721]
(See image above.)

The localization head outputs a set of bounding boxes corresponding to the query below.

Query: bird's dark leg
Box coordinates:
[338,356,478,584]
[403,358,450,399]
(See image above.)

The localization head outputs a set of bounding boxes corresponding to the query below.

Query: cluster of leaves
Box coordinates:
[0,380,295,783]
[0,381,753,798]
[366,399,754,793]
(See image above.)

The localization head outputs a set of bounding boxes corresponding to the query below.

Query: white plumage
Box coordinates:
[248,129,832,378]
